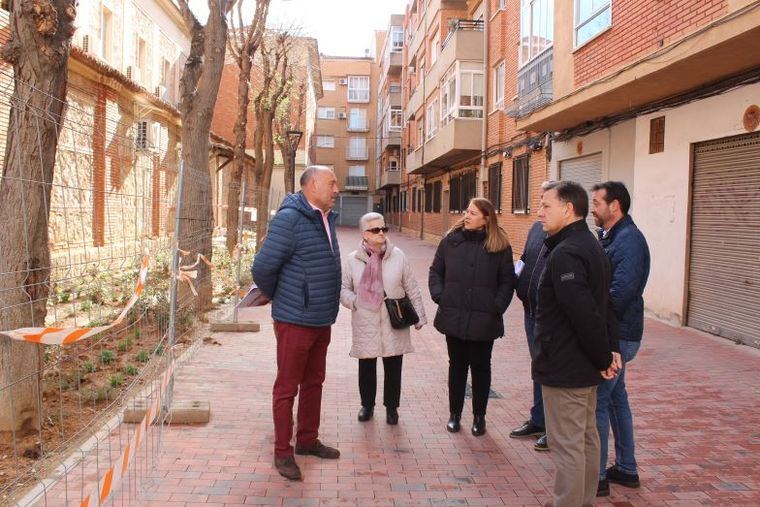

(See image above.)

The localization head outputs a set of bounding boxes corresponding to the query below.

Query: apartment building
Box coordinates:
[315,56,379,226]
[513,0,760,347]
[374,16,406,226]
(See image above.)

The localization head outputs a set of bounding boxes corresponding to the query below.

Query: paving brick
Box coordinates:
[142,227,760,506]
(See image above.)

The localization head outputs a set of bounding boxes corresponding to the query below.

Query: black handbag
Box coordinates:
[383,292,420,329]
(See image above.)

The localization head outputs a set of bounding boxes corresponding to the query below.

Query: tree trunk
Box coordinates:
[177,0,230,310]
[278,140,294,194]
[0,0,77,433]
[254,110,276,250]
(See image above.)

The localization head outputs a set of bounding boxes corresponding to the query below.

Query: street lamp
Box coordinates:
[286,130,303,193]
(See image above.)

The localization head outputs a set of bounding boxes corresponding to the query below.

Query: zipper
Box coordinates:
[528,244,547,317]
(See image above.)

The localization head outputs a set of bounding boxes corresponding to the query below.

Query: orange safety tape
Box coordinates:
[77,362,174,507]
[0,254,150,346]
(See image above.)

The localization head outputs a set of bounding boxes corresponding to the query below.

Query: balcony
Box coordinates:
[346,147,369,161]
[423,20,484,102]
[516,7,760,132]
[406,117,482,175]
[505,47,553,119]
[378,168,401,190]
[382,130,402,151]
[406,85,423,121]
[345,176,369,191]
[389,89,402,108]
[347,121,370,133]
[385,50,402,76]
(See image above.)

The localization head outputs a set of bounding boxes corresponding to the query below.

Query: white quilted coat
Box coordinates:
[340,239,427,359]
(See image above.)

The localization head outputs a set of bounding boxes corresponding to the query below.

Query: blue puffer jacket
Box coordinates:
[599,215,650,341]
[251,192,341,327]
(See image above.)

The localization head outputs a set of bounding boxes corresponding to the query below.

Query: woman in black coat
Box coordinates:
[429,197,515,436]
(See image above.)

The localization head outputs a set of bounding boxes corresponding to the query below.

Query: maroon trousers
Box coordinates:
[272,321,331,458]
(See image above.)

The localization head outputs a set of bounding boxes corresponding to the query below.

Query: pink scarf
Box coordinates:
[357,241,385,309]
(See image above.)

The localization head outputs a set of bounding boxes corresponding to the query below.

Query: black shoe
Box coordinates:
[509,420,545,438]
[606,465,640,488]
[446,413,461,433]
[294,439,340,459]
[274,456,302,481]
[471,415,486,436]
[534,434,549,451]
[596,479,610,497]
[357,406,373,422]
[386,408,398,425]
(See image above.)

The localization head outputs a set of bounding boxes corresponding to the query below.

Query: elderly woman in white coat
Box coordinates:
[341,212,427,425]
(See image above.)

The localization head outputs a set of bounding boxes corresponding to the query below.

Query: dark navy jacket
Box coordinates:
[251,192,341,327]
[515,221,548,317]
[599,214,650,341]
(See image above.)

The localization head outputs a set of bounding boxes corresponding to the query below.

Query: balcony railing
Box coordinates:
[506,47,553,118]
[442,19,484,49]
[345,176,369,190]
[346,147,369,160]
[347,121,370,132]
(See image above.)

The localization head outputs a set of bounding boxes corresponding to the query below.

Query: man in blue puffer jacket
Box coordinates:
[590,181,650,497]
[252,166,341,481]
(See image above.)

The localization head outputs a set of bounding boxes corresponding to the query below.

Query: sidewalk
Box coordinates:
[146,227,760,506]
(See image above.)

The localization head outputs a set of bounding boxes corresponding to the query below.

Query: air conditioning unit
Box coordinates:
[82,34,90,53]
[154,85,167,99]
[337,112,347,119]
[135,120,161,151]
[338,78,348,85]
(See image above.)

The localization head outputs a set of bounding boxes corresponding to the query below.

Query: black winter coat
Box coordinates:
[429,228,515,341]
[532,220,614,388]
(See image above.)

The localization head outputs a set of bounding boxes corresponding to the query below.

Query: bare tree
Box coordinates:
[175,0,234,309]
[274,80,306,195]
[224,0,270,255]
[0,0,77,433]
[250,31,296,251]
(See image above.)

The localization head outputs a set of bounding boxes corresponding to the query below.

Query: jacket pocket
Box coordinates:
[303,279,310,310]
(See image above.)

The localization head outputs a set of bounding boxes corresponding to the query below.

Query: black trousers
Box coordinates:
[446,336,494,416]
[358,355,403,409]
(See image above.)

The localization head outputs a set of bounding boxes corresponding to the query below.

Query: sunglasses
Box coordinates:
[365,226,389,234]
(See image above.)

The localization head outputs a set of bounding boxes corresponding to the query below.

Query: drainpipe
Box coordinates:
[479,0,490,197]
[419,2,428,241]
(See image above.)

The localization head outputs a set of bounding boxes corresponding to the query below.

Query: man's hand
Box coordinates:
[600,352,622,380]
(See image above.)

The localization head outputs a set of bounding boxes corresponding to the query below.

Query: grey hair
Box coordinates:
[300,165,333,188]
[359,212,384,231]
[541,180,558,191]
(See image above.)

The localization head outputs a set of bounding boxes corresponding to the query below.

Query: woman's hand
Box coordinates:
[414,323,424,330]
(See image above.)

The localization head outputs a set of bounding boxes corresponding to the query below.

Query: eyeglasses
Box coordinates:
[365,226,389,234]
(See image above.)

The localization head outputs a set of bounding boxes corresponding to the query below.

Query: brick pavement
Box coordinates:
[145,227,760,506]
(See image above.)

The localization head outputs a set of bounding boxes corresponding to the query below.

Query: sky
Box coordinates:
[189,0,409,57]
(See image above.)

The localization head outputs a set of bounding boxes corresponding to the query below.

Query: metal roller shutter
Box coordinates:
[688,131,760,347]
[338,195,369,227]
[559,153,602,230]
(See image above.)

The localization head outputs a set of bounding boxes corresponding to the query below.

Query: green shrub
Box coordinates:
[135,350,149,363]
[117,338,133,352]
[109,373,124,388]
[82,361,96,373]
[123,364,138,376]
[99,350,115,364]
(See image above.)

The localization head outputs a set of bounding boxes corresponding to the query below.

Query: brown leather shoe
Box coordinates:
[274,455,302,481]
[294,439,340,459]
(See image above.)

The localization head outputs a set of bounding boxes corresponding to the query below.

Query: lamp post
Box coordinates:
[286,129,303,193]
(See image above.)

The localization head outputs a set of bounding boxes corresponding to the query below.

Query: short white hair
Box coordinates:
[359,212,384,231]
[300,165,333,187]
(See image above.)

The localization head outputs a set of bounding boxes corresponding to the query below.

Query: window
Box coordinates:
[390,106,403,130]
[323,80,336,91]
[412,189,417,212]
[575,0,611,47]
[500,0,507,8]
[402,190,407,211]
[488,162,502,212]
[100,7,113,61]
[390,83,401,93]
[348,108,368,130]
[449,172,477,212]
[348,137,367,158]
[493,62,505,109]
[459,71,484,118]
[440,67,457,125]
[417,189,423,212]
[425,183,433,212]
[316,135,334,148]
[348,165,366,177]
[430,30,440,65]
[426,100,439,140]
[317,107,335,119]
[512,155,530,213]
[433,181,442,212]
[135,37,148,85]
[416,120,424,148]
[348,76,370,102]
[520,0,554,65]
[389,159,399,171]
[649,116,665,154]
[391,26,404,52]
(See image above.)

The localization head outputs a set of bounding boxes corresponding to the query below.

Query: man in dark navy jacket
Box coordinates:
[532,180,621,507]
[252,166,341,481]
[591,181,650,497]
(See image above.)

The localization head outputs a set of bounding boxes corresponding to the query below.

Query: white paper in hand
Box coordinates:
[514,260,525,277]
[236,284,270,308]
